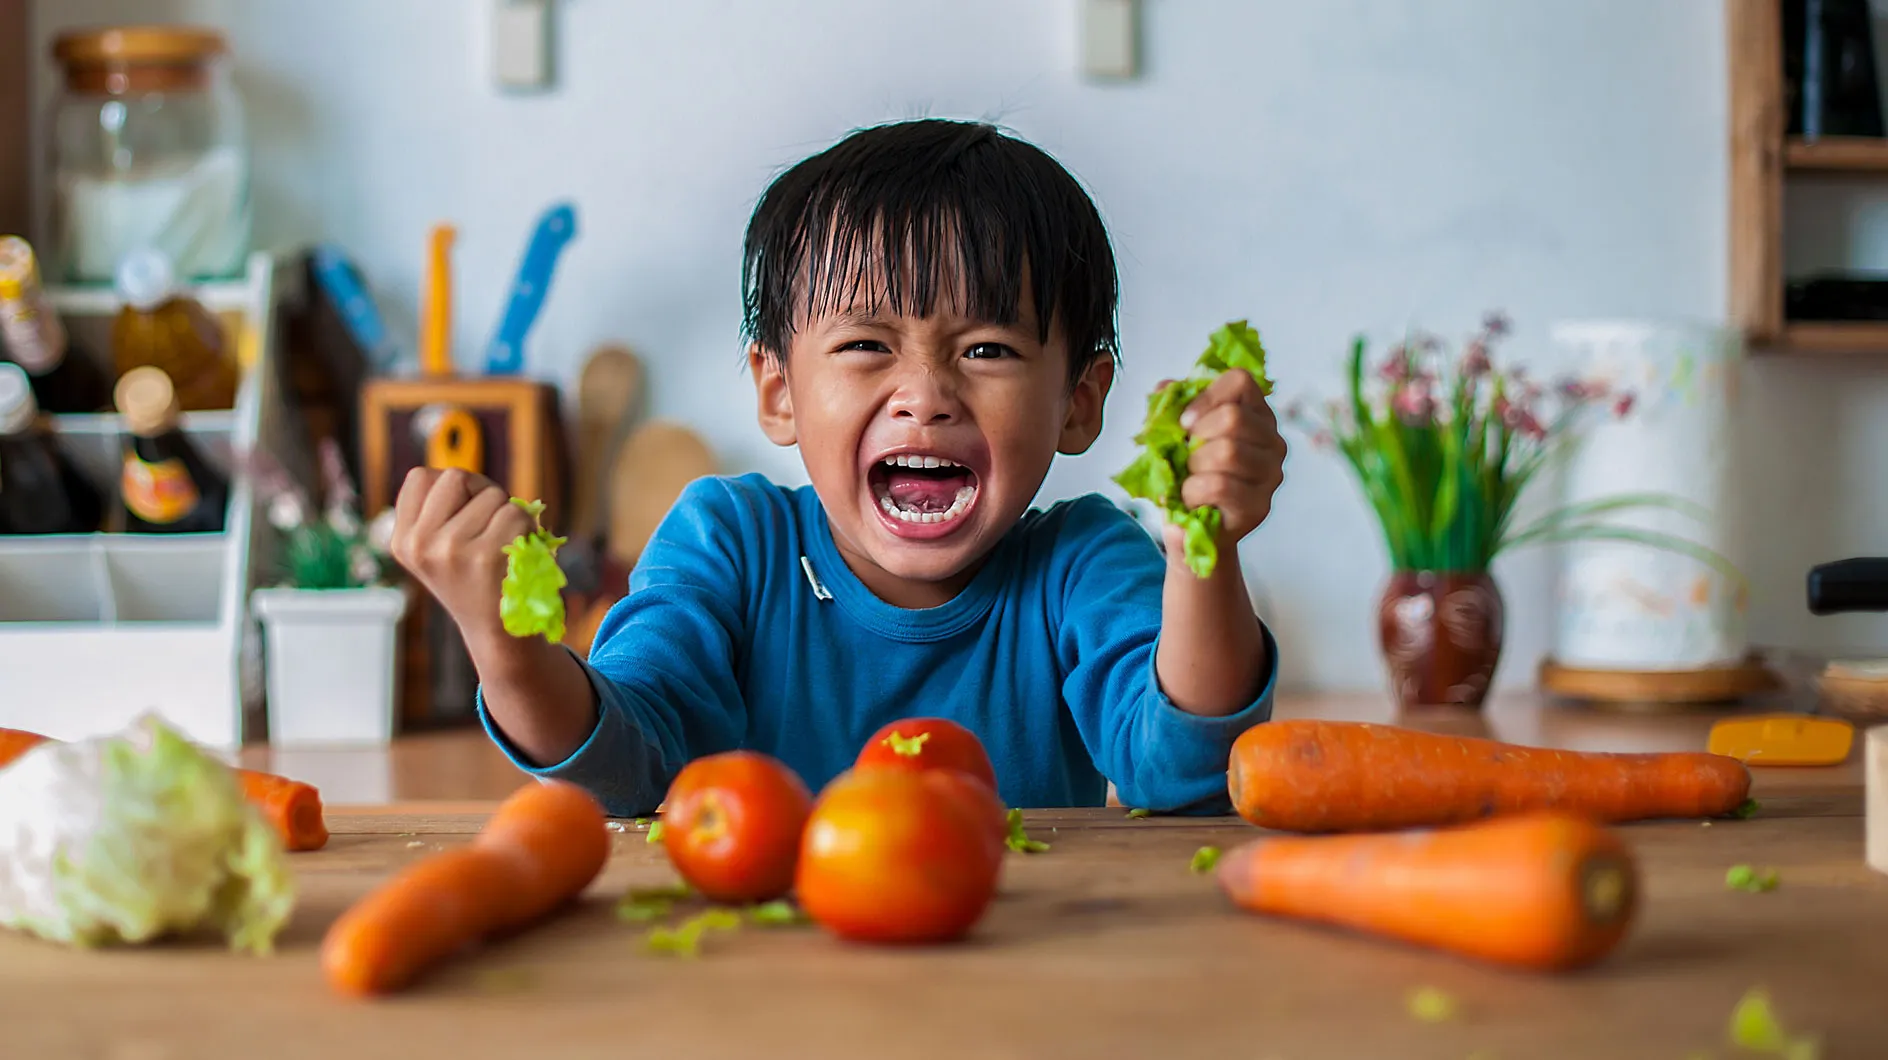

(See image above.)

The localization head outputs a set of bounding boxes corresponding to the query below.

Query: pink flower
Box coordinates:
[1516,410,1546,439]
[1612,392,1636,417]
[1459,339,1491,377]
[1311,429,1335,449]
[1392,382,1435,423]
[1378,345,1411,383]
[1482,311,1511,337]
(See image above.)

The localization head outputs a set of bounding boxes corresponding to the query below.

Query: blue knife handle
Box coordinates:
[483,201,577,375]
[310,244,397,369]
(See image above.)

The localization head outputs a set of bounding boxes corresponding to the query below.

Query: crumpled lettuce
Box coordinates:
[1113,321,1273,579]
[500,497,568,643]
[0,715,294,954]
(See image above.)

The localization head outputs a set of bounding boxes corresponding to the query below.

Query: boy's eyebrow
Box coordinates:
[828,309,890,328]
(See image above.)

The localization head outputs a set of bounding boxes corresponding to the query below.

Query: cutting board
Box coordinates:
[606,420,719,568]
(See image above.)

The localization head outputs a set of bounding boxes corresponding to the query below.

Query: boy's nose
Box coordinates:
[887,369,962,425]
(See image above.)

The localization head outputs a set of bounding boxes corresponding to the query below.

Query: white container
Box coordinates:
[1548,320,1747,671]
[253,586,407,747]
[0,252,292,750]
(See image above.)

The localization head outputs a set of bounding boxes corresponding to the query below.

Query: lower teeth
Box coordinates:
[877,485,976,525]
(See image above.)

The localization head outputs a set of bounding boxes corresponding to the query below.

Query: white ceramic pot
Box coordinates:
[252,586,407,747]
[1548,320,1747,671]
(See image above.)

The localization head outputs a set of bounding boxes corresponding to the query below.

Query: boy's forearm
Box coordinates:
[1156,550,1267,716]
[465,632,600,767]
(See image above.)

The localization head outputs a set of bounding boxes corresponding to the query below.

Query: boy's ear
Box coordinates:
[749,343,797,447]
[1057,356,1115,455]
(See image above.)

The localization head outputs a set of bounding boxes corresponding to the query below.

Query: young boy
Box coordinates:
[389,118,1286,818]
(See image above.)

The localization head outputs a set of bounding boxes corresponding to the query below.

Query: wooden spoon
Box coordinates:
[559,345,643,598]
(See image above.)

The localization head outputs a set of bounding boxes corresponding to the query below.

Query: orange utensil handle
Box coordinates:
[419,223,457,377]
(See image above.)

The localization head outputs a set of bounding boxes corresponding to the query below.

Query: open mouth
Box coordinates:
[867,453,980,532]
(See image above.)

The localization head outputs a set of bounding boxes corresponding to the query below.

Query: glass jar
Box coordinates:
[47,26,252,285]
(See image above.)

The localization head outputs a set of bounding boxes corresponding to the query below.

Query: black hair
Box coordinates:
[741,118,1119,387]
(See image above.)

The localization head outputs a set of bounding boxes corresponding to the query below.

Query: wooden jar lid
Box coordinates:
[52,26,227,93]
[115,366,180,437]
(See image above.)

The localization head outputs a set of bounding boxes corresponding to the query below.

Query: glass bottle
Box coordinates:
[0,363,105,535]
[114,365,227,534]
[0,236,111,413]
[111,247,238,411]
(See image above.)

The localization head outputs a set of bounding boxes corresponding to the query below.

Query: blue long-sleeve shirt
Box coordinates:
[476,473,1277,817]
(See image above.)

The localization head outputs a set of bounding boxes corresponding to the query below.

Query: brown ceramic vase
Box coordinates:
[1376,570,1505,709]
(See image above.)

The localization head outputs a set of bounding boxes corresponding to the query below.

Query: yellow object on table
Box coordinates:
[1708,714,1854,766]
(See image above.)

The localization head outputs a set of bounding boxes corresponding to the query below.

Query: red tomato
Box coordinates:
[853,717,999,794]
[661,751,813,904]
[796,767,1005,944]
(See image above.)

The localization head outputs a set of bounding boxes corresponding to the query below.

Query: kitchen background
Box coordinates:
[13,0,1888,696]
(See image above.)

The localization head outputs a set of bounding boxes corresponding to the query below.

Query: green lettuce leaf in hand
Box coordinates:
[500,498,568,643]
[1113,320,1272,579]
[0,715,295,953]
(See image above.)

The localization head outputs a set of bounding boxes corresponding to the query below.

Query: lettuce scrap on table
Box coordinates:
[1113,320,1273,579]
[500,498,568,643]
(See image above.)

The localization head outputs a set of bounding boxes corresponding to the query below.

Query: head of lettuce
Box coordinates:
[0,715,294,953]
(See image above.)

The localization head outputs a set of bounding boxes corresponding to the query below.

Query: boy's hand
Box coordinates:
[1169,369,1286,554]
[388,466,536,647]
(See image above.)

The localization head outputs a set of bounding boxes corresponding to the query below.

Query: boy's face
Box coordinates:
[750,285,1112,607]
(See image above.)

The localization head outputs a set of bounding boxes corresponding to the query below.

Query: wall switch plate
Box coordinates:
[1081,0,1139,80]
[492,0,553,91]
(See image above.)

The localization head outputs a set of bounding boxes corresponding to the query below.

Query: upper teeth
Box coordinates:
[882,455,960,469]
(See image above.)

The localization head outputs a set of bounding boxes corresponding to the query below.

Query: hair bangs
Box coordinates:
[743,119,1118,386]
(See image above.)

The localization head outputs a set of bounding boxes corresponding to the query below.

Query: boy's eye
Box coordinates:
[964,342,1018,361]
[838,339,890,354]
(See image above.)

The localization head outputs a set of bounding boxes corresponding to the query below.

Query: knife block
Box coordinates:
[359,376,569,730]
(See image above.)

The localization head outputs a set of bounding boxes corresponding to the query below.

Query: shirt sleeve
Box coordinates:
[1052,497,1277,815]
[476,477,751,817]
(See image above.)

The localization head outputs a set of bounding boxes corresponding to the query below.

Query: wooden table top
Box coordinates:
[4,792,1884,1059]
[238,690,1875,806]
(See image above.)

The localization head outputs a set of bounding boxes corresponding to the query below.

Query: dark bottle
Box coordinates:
[0,363,104,535]
[0,235,112,413]
[1784,0,1887,139]
[114,366,227,534]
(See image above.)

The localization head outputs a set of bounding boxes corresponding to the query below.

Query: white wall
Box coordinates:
[30,0,1888,690]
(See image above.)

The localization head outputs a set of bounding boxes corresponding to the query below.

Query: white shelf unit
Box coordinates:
[0,252,300,750]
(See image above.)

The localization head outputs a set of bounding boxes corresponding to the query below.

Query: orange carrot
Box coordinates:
[320,780,610,996]
[0,728,49,765]
[1229,719,1751,833]
[0,725,329,851]
[235,771,330,852]
[1215,812,1639,971]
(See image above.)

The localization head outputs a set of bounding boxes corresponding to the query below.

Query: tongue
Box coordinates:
[887,470,971,514]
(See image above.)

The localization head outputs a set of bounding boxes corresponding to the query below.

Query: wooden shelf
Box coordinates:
[1727,0,1888,351]
[1785,136,1888,173]
[1774,321,1888,354]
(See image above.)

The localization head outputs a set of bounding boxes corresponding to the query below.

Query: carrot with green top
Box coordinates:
[0,726,330,851]
[320,779,610,996]
[1215,812,1639,971]
[1229,719,1751,833]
